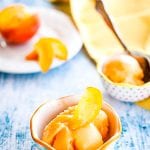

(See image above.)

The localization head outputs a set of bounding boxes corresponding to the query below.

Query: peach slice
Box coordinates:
[47,38,68,60]
[69,87,102,129]
[93,110,109,141]
[0,4,40,44]
[53,126,74,150]
[26,37,68,73]
[42,114,72,144]
[42,123,65,145]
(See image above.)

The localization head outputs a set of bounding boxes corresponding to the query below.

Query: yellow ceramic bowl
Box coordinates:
[30,95,121,150]
[97,63,150,102]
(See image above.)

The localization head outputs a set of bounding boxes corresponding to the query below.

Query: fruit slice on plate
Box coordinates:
[69,87,103,129]
[49,38,68,60]
[0,4,40,44]
[26,37,68,73]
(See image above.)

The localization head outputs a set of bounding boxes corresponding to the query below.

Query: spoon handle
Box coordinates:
[96,0,130,54]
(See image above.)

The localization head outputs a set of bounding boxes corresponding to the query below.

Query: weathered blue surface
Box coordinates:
[0,1,150,150]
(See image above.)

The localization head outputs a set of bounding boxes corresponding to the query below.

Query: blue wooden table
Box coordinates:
[0,0,150,150]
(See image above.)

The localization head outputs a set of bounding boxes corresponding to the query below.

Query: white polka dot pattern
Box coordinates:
[100,75,150,102]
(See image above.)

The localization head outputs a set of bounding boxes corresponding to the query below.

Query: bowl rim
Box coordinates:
[97,63,150,88]
[30,95,122,150]
[30,100,55,150]
[98,102,122,149]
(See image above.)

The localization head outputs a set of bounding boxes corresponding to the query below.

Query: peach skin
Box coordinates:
[0,4,40,44]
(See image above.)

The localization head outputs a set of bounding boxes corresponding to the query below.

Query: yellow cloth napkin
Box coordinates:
[70,0,150,61]
[136,97,150,110]
[103,0,150,55]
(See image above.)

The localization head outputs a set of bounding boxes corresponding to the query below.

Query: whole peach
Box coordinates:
[0,5,40,44]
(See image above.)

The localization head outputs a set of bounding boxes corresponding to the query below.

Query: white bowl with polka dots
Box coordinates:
[97,63,150,102]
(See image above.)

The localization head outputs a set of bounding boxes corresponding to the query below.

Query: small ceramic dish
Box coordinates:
[30,95,121,150]
[97,62,150,102]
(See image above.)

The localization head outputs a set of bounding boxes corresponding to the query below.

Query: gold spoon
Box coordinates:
[96,0,150,83]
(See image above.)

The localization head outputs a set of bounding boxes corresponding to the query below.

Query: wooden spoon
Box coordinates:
[96,0,150,83]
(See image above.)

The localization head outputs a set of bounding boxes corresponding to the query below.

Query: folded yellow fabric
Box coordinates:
[136,97,150,110]
[70,0,124,64]
[104,0,150,54]
[70,0,150,63]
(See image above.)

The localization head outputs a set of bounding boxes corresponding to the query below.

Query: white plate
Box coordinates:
[0,7,82,74]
